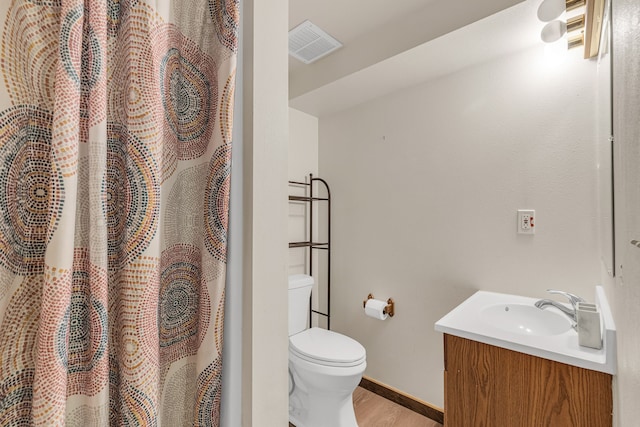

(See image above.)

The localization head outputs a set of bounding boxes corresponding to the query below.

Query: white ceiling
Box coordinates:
[289,0,547,117]
[288,0,438,76]
[289,0,437,47]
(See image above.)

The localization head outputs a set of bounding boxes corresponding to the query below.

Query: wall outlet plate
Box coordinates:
[517,209,535,234]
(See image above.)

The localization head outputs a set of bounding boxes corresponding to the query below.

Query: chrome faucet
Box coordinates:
[534,289,585,324]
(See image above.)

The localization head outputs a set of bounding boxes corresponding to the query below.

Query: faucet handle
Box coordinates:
[546,289,585,309]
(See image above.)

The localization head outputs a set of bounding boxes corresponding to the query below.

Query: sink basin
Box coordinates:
[434,287,617,374]
[480,303,572,336]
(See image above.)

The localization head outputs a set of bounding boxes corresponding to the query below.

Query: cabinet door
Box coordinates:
[444,334,612,427]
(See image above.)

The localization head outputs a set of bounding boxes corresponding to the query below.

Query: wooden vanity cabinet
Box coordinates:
[443,334,612,427]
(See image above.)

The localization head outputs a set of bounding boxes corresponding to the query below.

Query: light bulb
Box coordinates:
[541,20,567,43]
[537,0,565,22]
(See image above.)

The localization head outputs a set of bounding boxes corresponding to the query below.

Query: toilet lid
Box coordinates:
[289,327,366,367]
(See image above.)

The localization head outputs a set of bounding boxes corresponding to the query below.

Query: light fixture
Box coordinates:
[537,0,586,21]
[537,0,586,47]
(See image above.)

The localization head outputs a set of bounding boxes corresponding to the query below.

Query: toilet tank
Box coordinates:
[288,274,314,336]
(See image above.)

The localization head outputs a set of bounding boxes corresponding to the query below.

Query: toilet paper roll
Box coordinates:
[364,298,388,320]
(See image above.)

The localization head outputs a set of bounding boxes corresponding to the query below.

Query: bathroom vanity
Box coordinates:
[435,287,615,427]
[443,334,612,426]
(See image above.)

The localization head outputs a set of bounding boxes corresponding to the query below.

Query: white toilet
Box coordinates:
[288,274,366,427]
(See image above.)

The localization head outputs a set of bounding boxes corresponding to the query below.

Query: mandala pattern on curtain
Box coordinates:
[0,0,238,425]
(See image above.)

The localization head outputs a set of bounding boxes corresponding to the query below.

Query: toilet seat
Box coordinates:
[289,327,366,367]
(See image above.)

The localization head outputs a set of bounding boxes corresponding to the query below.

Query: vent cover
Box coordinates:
[289,20,343,64]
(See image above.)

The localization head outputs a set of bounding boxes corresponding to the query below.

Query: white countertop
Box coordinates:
[434,286,616,374]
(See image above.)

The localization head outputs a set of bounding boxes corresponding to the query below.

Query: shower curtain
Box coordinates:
[0,0,238,425]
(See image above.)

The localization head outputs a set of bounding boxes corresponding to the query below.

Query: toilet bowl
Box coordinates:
[288,275,366,427]
[289,327,366,427]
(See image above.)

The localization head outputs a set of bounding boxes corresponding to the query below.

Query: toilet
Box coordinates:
[288,274,366,427]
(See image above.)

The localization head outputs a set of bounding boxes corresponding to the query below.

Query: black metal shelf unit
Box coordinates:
[288,174,331,330]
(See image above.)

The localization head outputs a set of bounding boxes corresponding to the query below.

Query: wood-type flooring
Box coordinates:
[289,386,443,427]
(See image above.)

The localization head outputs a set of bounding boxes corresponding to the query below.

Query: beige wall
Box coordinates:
[241,0,289,425]
[288,109,326,325]
[288,109,319,275]
[318,45,601,407]
[610,0,640,425]
[289,109,319,183]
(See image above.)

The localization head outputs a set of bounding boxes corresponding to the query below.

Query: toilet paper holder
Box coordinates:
[363,294,395,317]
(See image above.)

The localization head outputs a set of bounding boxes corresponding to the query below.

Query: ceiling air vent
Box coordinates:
[289,20,343,64]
